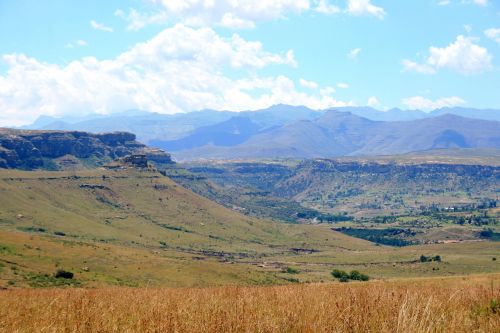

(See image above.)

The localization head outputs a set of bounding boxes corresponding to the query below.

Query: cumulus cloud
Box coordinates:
[337,83,349,89]
[346,0,386,19]
[114,9,169,31]
[0,24,349,126]
[402,35,493,75]
[367,96,380,107]
[300,78,319,89]
[484,28,500,44]
[115,0,385,30]
[139,0,311,29]
[315,0,341,14]
[90,20,113,32]
[401,96,466,110]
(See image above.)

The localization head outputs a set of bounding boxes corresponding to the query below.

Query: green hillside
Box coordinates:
[1,167,499,288]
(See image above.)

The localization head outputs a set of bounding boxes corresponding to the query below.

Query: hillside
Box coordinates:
[1,166,499,288]
[0,166,378,288]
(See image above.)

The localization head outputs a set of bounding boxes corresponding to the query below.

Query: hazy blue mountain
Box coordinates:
[334,107,428,121]
[151,116,263,151]
[171,111,500,160]
[21,105,500,157]
[27,110,236,143]
[24,105,323,144]
[429,107,500,121]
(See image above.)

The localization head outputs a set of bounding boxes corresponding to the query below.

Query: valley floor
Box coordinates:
[0,274,498,332]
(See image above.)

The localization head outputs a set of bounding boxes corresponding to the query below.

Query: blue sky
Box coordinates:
[0,0,499,125]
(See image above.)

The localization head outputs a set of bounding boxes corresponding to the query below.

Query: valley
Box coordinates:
[0,165,498,289]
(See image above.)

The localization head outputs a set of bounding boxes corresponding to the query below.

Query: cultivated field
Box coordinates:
[0,274,498,333]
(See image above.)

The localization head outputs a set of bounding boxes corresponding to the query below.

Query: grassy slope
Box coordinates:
[0,168,499,288]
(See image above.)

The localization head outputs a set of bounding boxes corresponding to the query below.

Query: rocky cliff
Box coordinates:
[0,128,172,170]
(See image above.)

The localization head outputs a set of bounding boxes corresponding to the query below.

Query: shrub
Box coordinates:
[331,269,369,282]
[339,276,349,283]
[284,267,299,274]
[331,269,349,280]
[349,270,369,281]
[54,269,74,279]
[420,255,442,263]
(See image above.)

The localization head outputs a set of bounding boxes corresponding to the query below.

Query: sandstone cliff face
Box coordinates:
[0,128,172,169]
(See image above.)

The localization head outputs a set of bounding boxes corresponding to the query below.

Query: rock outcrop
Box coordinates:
[0,128,173,170]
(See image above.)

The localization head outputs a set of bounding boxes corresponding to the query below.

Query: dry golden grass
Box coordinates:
[0,275,499,333]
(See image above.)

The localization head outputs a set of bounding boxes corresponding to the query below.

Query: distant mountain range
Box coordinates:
[166,111,500,160]
[21,105,500,160]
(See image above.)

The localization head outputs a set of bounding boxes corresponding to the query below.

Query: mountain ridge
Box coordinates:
[170,111,500,160]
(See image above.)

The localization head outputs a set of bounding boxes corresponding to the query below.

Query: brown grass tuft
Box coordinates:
[0,275,499,332]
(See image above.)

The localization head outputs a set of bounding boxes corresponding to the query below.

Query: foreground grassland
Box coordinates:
[0,275,498,333]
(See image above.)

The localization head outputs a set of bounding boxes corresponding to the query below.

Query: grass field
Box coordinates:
[1,168,499,288]
[0,274,498,332]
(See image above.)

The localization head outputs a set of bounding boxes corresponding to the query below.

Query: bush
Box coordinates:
[349,270,369,281]
[331,269,369,282]
[54,269,74,279]
[420,255,442,263]
[284,267,299,274]
[339,276,349,283]
[331,269,349,280]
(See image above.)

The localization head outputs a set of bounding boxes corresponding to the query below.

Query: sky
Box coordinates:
[0,0,499,126]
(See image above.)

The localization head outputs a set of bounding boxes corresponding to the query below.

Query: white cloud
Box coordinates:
[438,0,488,6]
[139,0,311,29]
[401,96,466,110]
[315,0,341,14]
[65,40,87,48]
[300,78,319,89]
[346,0,386,19]
[337,83,349,89]
[402,35,493,75]
[401,59,436,74]
[0,24,349,126]
[348,47,361,59]
[473,0,488,6]
[320,86,336,95]
[90,20,113,32]
[114,9,169,31]
[115,0,385,30]
[485,28,500,44]
[367,96,380,107]
[220,13,256,29]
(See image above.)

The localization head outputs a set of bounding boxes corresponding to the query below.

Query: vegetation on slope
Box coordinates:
[1,167,499,288]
